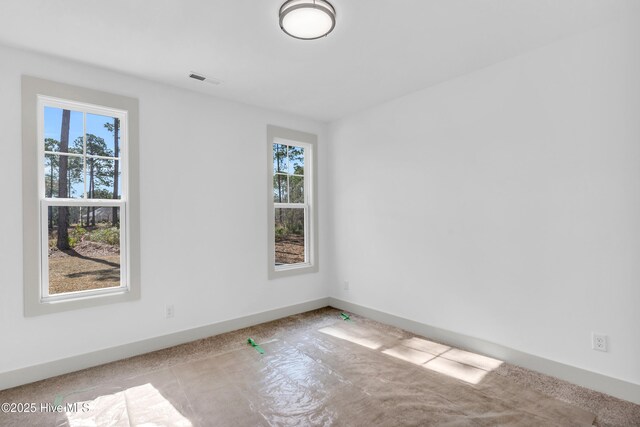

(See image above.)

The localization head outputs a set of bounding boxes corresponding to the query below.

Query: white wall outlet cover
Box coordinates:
[592,333,607,352]
[165,305,175,319]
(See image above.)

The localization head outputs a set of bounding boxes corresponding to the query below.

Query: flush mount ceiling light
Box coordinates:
[279,0,336,40]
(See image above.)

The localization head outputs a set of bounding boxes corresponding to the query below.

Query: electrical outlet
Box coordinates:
[592,333,607,352]
[343,280,349,291]
[165,304,175,319]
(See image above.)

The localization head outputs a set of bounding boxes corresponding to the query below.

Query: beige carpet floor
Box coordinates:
[0,307,638,426]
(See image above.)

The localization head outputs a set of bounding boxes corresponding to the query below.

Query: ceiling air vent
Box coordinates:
[188,72,221,85]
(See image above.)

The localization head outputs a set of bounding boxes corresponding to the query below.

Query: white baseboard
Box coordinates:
[4,296,638,405]
[328,297,640,405]
[0,297,330,391]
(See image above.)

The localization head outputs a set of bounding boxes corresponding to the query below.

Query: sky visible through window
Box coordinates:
[44,108,116,147]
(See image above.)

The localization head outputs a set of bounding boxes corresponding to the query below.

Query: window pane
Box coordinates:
[288,145,304,175]
[290,175,304,203]
[273,174,289,203]
[86,158,121,199]
[273,143,288,174]
[274,208,305,265]
[44,107,83,154]
[45,154,84,198]
[86,113,120,157]
[47,206,121,295]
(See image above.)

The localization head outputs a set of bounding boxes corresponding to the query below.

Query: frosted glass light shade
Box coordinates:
[279,0,336,40]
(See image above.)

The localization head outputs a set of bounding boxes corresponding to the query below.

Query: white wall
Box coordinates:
[1,14,638,392]
[328,19,640,385]
[0,44,328,374]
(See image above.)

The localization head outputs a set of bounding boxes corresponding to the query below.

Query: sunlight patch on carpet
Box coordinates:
[65,383,192,427]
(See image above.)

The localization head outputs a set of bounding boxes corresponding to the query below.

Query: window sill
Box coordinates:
[269,263,318,280]
[26,286,138,317]
[41,287,129,304]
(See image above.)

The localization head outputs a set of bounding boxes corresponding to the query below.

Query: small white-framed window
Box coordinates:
[22,76,140,316]
[267,125,318,278]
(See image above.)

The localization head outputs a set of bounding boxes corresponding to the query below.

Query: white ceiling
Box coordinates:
[0,0,635,122]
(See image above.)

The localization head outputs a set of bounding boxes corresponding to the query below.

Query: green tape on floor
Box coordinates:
[247,337,265,354]
[53,394,64,407]
[340,312,351,321]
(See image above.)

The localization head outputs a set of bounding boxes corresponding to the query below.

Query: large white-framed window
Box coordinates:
[38,97,128,302]
[22,76,140,316]
[267,125,318,279]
